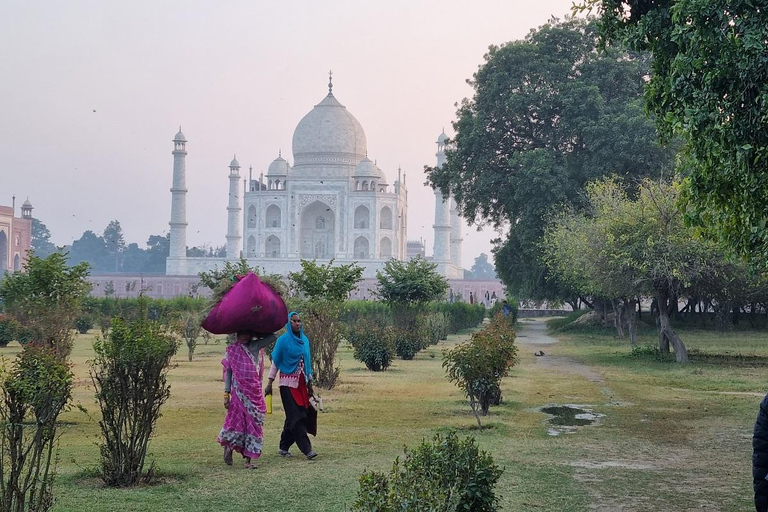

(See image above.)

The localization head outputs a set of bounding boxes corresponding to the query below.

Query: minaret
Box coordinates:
[450,197,463,271]
[167,127,188,274]
[226,155,242,259]
[432,131,451,266]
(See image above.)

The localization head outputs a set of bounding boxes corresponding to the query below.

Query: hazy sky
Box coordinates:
[2,0,575,267]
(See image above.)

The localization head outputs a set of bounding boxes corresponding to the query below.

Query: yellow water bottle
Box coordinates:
[266,393,272,414]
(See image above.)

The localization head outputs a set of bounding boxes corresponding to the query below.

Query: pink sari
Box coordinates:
[217,343,266,459]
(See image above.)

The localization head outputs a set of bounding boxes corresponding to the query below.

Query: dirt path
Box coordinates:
[516,318,604,384]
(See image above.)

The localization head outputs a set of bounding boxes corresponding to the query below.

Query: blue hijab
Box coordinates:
[271,311,312,377]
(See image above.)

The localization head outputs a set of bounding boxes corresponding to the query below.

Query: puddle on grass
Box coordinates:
[540,404,604,436]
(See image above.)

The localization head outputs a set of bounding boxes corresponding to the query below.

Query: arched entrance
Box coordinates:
[300,201,335,259]
[266,235,281,258]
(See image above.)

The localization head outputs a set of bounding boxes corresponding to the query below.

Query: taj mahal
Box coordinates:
[165,76,464,279]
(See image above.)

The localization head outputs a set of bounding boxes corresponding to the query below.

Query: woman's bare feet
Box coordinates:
[223,446,233,466]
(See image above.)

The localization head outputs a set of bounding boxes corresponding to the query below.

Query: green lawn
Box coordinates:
[4,318,765,511]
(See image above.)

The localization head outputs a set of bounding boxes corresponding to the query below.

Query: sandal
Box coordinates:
[223,447,233,466]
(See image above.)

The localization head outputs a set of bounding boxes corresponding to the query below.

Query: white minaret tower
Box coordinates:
[226,155,242,260]
[167,127,188,275]
[432,131,452,266]
[450,196,463,272]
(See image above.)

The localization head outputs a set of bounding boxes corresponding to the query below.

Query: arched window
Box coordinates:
[13,254,20,271]
[247,236,257,257]
[354,205,369,229]
[354,236,369,259]
[362,181,369,191]
[268,179,273,190]
[266,204,281,228]
[266,235,281,258]
[380,206,393,230]
[380,237,392,258]
[355,180,360,190]
[371,181,376,190]
[248,205,257,228]
[275,179,281,190]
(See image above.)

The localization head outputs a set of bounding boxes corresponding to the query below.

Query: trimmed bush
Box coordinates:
[74,315,94,334]
[420,312,449,345]
[348,321,396,371]
[352,430,503,512]
[393,328,425,360]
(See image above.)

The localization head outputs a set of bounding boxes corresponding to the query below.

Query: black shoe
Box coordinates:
[278,449,292,457]
[306,451,318,460]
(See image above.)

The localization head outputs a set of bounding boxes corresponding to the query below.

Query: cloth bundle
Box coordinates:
[202,272,287,335]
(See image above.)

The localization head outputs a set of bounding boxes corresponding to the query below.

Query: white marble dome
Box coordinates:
[267,154,289,175]
[292,92,367,167]
[354,156,378,177]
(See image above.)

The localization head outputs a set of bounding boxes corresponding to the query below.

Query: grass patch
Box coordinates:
[1,322,760,511]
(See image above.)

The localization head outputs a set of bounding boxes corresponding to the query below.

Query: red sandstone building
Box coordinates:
[0,198,33,273]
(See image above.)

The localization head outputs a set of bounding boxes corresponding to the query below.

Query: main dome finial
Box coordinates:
[328,70,333,95]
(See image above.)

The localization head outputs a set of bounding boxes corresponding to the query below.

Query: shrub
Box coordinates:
[429,302,487,333]
[0,347,73,512]
[348,322,396,371]
[90,304,178,487]
[352,430,503,512]
[393,328,425,360]
[175,311,203,362]
[0,315,20,347]
[0,253,91,359]
[419,312,449,345]
[443,314,518,428]
[74,315,94,334]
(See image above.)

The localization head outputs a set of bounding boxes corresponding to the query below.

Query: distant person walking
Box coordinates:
[219,332,276,469]
[754,391,768,511]
[265,312,318,460]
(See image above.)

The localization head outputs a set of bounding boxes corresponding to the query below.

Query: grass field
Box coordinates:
[4,316,765,511]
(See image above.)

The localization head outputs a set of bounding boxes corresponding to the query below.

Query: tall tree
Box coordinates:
[466,253,496,280]
[144,234,170,274]
[69,230,110,271]
[543,178,728,363]
[30,218,57,258]
[103,220,125,272]
[590,0,768,265]
[426,17,674,300]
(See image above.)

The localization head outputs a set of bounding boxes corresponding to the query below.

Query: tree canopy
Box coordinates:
[589,0,768,264]
[0,252,91,358]
[426,17,674,300]
[465,253,496,280]
[542,177,744,362]
[289,259,363,303]
[375,256,448,308]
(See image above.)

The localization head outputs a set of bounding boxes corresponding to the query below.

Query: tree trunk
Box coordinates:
[612,300,624,338]
[626,297,638,345]
[656,288,688,363]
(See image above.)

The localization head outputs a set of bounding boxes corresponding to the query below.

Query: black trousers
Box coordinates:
[279,386,312,455]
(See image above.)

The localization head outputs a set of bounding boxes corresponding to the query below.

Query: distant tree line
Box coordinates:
[31,218,225,274]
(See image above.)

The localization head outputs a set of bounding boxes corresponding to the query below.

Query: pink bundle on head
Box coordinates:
[202,272,287,335]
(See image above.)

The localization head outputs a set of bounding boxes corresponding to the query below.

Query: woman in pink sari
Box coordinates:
[218,332,276,469]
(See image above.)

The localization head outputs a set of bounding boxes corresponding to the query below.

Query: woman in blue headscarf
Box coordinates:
[264,311,318,460]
